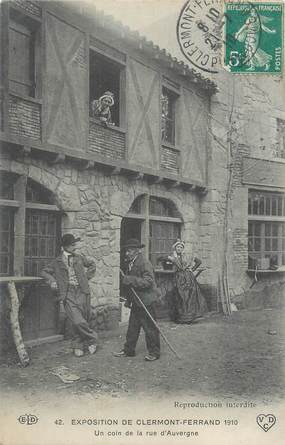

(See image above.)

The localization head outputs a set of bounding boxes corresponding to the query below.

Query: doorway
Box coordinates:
[120,217,142,275]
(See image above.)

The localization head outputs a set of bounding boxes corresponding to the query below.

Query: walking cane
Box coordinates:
[120,269,181,360]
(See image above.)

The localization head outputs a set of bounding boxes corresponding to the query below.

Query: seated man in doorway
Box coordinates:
[114,238,160,361]
[41,234,98,357]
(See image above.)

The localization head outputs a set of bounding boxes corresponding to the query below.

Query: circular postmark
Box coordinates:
[177,0,223,73]
[177,1,262,73]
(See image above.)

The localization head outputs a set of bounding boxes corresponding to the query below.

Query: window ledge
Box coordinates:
[89,117,126,134]
[154,268,175,274]
[0,276,43,284]
[9,91,42,105]
[247,269,285,274]
[161,142,179,151]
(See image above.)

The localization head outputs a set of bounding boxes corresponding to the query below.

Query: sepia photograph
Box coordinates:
[0,0,284,444]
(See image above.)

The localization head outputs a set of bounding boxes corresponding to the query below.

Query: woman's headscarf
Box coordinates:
[172,239,185,250]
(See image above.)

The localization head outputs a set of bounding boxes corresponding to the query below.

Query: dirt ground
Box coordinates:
[0,307,284,405]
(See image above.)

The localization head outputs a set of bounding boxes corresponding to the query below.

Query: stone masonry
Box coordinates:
[0,153,202,332]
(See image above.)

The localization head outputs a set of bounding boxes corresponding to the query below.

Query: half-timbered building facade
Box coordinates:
[0,0,216,352]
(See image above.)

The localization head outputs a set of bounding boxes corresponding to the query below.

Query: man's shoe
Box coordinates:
[88,344,97,355]
[73,348,84,357]
[113,350,127,357]
[145,354,159,361]
[113,350,135,357]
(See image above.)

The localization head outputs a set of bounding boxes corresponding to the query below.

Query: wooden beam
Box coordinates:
[0,199,20,207]
[13,176,27,275]
[110,166,121,175]
[23,145,31,156]
[79,160,95,170]
[182,184,196,192]
[7,281,30,367]
[167,181,181,189]
[129,172,144,181]
[51,153,65,164]
[196,186,207,195]
[148,176,163,185]
[25,203,59,211]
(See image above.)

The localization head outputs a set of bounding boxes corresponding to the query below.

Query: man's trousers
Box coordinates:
[64,285,97,349]
[124,303,160,357]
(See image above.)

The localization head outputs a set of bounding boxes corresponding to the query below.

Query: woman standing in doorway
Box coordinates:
[168,240,208,324]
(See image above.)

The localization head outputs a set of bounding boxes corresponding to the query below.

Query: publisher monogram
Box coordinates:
[256,414,276,432]
[18,414,39,425]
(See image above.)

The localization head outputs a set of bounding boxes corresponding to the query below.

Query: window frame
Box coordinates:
[89,45,126,130]
[161,85,179,147]
[248,190,285,270]
[0,206,15,276]
[125,194,182,269]
[0,174,61,277]
[8,6,42,100]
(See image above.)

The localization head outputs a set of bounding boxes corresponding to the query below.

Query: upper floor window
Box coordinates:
[89,50,124,127]
[161,87,177,145]
[248,190,285,270]
[276,118,285,159]
[9,8,40,98]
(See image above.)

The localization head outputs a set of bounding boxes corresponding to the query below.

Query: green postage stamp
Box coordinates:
[224,2,283,73]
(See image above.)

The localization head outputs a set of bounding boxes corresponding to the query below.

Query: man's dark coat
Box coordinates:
[41,254,96,301]
[123,253,158,306]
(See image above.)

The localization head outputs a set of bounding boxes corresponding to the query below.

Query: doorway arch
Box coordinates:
[120,194,183,316]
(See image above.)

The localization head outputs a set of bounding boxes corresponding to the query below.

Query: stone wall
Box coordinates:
[0,153,201,338]
[204,73,285,306]
[140,9,285,308]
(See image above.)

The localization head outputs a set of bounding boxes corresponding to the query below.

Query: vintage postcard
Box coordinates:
[0,0,284,444]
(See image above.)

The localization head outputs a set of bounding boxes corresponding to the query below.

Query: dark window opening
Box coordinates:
[9,9,39,98]
[89,51,121,126]
[128,196,143,214]
[248,190,285,269]
[26,178,54,204]
[149,220,180,266]
[0,207,14,276]
[0,171,18,199]
[124,195,182,268]
[149,196,179,218]
[248,191,285,217]
[24,209,61,276]
[161,87,176,145]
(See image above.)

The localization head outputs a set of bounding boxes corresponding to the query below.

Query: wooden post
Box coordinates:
[13,176,27,275]
[7,281,30,367]
[141,194,150,259]
[1,2,9,134]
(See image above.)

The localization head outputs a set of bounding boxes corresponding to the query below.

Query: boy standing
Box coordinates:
[41,234,97,357]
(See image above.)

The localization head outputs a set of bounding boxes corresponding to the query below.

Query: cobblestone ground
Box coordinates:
[0,307,284,405]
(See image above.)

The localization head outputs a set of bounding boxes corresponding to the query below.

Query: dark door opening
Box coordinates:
[120,218,142,295]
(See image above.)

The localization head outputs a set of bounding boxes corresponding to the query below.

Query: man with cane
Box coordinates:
[114,239,160,361]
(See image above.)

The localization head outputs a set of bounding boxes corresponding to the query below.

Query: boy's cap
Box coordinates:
[61,234,80,247]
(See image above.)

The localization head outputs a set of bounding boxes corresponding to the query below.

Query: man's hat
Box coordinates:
[61,233,81,247]
[122,238,145,249]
